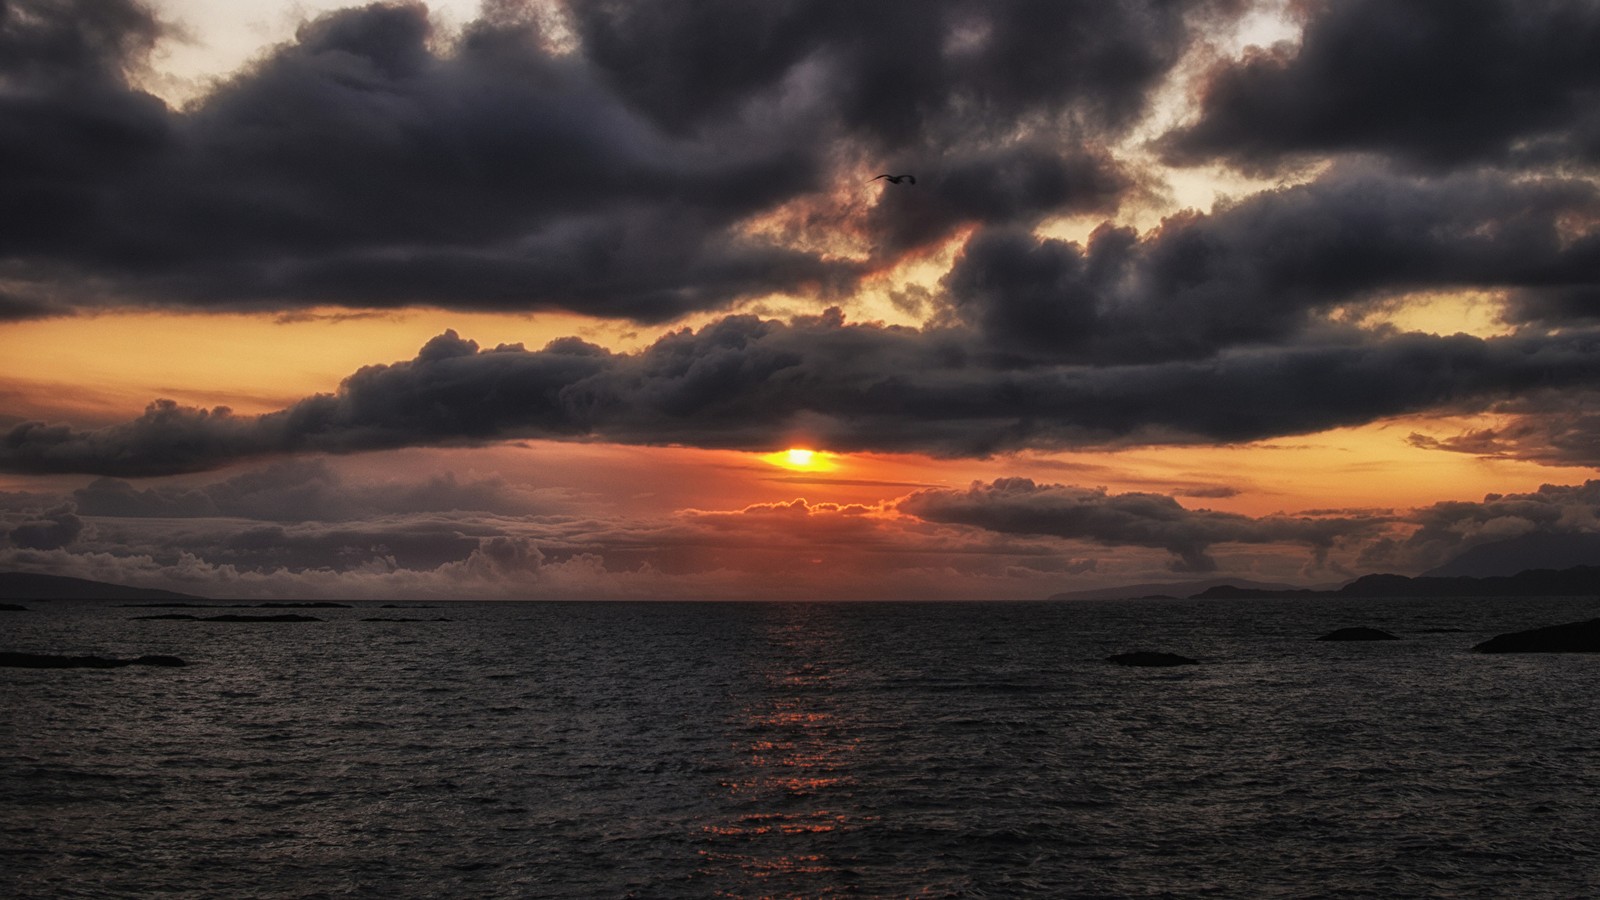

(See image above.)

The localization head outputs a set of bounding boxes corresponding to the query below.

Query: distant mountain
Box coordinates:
[1194,566,1600,600]
[1424,532,1600,578]
[1048,577,1340,602]
[0,572,206,602]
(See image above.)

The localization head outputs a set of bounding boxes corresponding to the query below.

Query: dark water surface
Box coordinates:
[4,597,1600,898]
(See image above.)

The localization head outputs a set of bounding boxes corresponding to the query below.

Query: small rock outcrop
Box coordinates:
[1316,627,1400,641]
[0,603,29,612]
[1107,651,1199,667]
[1473,618,1600,653]
[0,652,186,668]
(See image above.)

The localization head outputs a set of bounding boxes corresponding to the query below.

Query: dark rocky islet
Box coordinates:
[1,652,186,669]
[1473,618,1600,653]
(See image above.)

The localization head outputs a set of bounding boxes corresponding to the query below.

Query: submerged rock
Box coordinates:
[0,652,186,668]
[1316,627,1400,641]
[0,603,29,612]
[1107,651,1199,667]
[1473,618,1600,653]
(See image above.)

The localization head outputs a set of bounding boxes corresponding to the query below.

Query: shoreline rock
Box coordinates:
[1473,618,1600,653]
[1,652,186,669]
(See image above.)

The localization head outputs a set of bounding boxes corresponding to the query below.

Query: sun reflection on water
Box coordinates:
[694,611,880,897]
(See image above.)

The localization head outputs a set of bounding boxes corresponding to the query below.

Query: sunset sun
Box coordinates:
[762,448,837,472]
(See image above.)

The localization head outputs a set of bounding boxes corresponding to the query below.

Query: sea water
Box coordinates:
[4,596,1600,898]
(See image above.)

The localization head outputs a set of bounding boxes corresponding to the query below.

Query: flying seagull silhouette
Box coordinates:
[869,174,915,185]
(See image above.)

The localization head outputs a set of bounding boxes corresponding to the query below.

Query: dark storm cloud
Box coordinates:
[7,503,84,550]
[0,0,1229,319]
[0,0,171,275]
[898,477,1385,572]
[6,312,1600,476]
[1159,0,1600,172]
[945,167,1600,363]
[0,0,847,319]
[864,143,1133,255]
[568,0,1229,146]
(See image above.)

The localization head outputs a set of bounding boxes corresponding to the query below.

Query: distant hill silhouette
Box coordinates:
[1423,532,1600,578]
[1193,566,1599,600]
[1047,577,1337,602]
[0,572,206,602]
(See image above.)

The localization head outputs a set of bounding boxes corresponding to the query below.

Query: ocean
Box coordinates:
[4,596,1600,898]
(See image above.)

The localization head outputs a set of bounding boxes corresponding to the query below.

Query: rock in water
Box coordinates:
[1473,618,1600,653]
[1107,651,1199,667]
[1316,627,1400,641]
[0,652,187,668]
[201,614,322,622]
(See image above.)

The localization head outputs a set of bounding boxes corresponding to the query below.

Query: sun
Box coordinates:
[761,448,838,472]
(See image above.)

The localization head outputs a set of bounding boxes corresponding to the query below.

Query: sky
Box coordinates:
[2,0,1599,600]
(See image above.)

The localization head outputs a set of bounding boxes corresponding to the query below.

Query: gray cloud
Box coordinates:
[945,167,1600,363]
[864,142,1133,255]
[0,0,1230,320]
[899,477,1386,572]
[1159,0,1600,172]
[0,1,849,320]
[569,0,1233,147]
[1356,480,1600,573]
[7,503,84,550]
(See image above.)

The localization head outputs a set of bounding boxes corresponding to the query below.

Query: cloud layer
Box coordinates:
[6,303,1600,476]
[0,0,1244,320]
[1159,0,1600,172]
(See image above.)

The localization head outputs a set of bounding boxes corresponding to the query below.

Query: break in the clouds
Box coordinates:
[1159,0,1600,172]
[0,0,1234,320]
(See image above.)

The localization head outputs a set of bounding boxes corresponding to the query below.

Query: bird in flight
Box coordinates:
[869,174,916,185]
